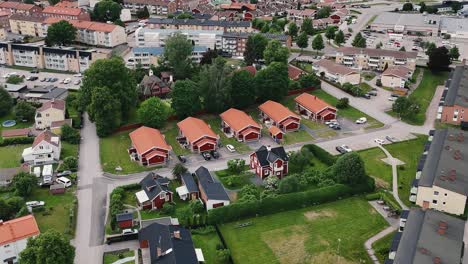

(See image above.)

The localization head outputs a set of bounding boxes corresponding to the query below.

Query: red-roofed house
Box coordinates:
[128,126,172,166]
[22,130,61,165]
[220,108,261,142]
[295,93,337,122]
[0,215,40,263]
[259,100,301,132]
[177,117,219,153]
[42,6,90,20]
[288,64,305,80]
[35,99,66,130]
[0,2,41,15]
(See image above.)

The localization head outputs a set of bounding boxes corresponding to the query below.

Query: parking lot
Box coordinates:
[0,67,82,90]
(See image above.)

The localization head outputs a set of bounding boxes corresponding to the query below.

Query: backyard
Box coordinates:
[103,250,135,264]
[203,115,251,153]
[192,228,225,264]
[0,111,34,133]
[215,166,255,190]
[0,144,28,168]
[219,197,388,264]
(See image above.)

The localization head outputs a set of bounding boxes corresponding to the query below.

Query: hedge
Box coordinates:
[208,177,375,224]
[302,144,336,166]
[0,137,34,146]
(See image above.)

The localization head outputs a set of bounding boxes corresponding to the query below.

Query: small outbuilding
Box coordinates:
[116,212,134,229]
[49,183,66,195]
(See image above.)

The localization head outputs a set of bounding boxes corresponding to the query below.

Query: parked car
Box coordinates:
[325,119,338,125]
[57,170,72,177]
[63,78,71,84]
[40,77,47,82]
[26,201,45,208]
[226,144,235,152]
[336,146,347,154]
[201,152,211,161]
[341,145,352,152]
[363,93,371,99]
[30,69,39,74]
[50,78,58,82]
[356,117,367,124]
[388,97,397,101]
[122,229,138,235]
[74,73,82,77]
[210,150,220,159]
[330,124,341,130]
[56,177,72,187]
[368,91,377,96]
[177,155,187,163]
[73,79,81,85]
[374,138,385,145]
[385,136,398,143]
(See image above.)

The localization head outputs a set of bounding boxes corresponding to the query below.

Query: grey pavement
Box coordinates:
[378,144,408,210]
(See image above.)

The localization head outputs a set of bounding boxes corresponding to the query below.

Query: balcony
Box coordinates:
[343,55,353,60]
[369,58,379,63]
[343,61,353,65]
[394,60,406,65]
[368,62,378,67]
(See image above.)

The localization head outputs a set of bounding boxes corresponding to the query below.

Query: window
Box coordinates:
[445,193,448,196]
[443,202,446,205]
[434,191,439,195]
[4,244,10,248]
[160,192,166,199]
[432,200,438,204]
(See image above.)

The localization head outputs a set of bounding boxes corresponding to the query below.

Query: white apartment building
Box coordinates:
[0,215,40,264]
[135,28,223,50]
[335,47,417,71]
[131,46,207,68]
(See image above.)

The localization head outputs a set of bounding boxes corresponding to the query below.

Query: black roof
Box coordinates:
[429,1,468,9]
[254,145,288,167]
[181,172,199,193]
[222,32,289,41]
[444,66,468,108]
[384,259,394,264]
[138,223,198,264]
[116,212,133,222]
[147,18,250,28]
[139,172,171,201]
[194,167,230,201]
[40,88,68,100]
[390,231,402,251]
[400,210,409,219]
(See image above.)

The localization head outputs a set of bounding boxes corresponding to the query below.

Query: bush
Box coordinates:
[61,156,78,171]
[191,226,216,235]
[0,137,34,146]
[336,97,349,109]
[365,193,381,201]
[227,159,245,174]
[302,144,336,166]
[6,75,24,84]
[376,79,382,87]
[161,203,175,214]
[61,124,80,144]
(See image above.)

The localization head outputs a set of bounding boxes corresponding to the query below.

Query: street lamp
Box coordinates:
[337,238,342,264]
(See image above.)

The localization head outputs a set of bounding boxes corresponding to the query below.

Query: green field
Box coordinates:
[373,231,396,263]
[103,250,135,264]
[219,197,388,264]
[358,147,392,188]
[0,144,28,168]
[61,142,78,159]
[192,229,224,264]
[203,116,251,153]
[162,122,191,156]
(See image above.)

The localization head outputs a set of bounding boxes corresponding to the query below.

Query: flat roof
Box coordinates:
[440,17,468,33]
[444,65,468,107]
[372,12,440,28]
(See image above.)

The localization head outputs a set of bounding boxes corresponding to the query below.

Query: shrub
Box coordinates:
[161,203,175,214]
[302,144,336,166]
[365,193,381,201]
[191,226,216,235]
[336,97,349,109]
[0,137,34,146]
[6,75,24,84]
[61,156,78,172]
[227,159,245,174]
[61,124,80,144]
[376,79,382,87]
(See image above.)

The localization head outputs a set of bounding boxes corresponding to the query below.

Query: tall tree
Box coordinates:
[427,46,451,71]
[230,69,256,109]
[171,80,201,118]
[164,32,193,80]
[92,0,122,22]
[136,6,149,19]
[137,97,171,128]
[333,152,367,184]
[200,49,219,65]
[20,230,75,264]
[325,26,336,43]
[316,6,332,18]
[425,42,436,55]
[334,30,345,46]
[13,101,35,121]
[255,62,289,102]
[12,172,37,197]
[199,57,231,113]
[287,22,298,39]
[301,18,314,35]
[243,34,268,65]
[419,2,427,12]
[392,97,420,119]
[0,86,13,117]
[263,40,290,65]
[45,20,76,46]
[352,33,366,48]
[312,34,324,54]
[449,46,460,61]
[402,2,413,11]
[296,32,309,52]
[89,86,121,137]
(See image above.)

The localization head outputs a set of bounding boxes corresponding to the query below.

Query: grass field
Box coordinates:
[192,229,224,264]
[373,231,396,263]
[362,72,376,81]
[203,116,251,153]
[358,147,392,188]
[61,142,78,159]
[103,250,135,264]
[0,112,34,134]
[0,144,28,168]
[161,122,191,156]
[219,197,388,264]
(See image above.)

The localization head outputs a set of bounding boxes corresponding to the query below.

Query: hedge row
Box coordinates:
[208,177,375,224]
[0,137,34,146]
[302,144,337,166]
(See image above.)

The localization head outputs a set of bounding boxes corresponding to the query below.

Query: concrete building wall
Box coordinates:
[441,105,468,125]
[416,185,467,215]
[381,75,405,88]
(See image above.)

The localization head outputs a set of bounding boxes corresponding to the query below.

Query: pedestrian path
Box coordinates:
[112,256,135,264]
[378,145,408,210]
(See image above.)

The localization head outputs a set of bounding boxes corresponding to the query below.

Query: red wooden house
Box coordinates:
[294,93,337,122]
[258,100,301,132]
[269,126,284,142]
[250,145,289,179]
[220,108,261,142]
[128,126,171,166]
[177,117,219,153]
[116,212,133,229]
[135,172,173,210]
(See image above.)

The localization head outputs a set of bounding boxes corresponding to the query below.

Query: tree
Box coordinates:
[6,75,23,84]
[402,2,413,11]
[13,101,35,121]
[352,33,366,48]
[334,30,345,46]
[62,156,78,171]
[316,6,332,18]
[288,148,313,174]
[20,230,75,264]
[12,172,37,197]
[164,32,193,80]
[227,159,246,174]
[288,22,298,39]
[136,6,149,19]
[189,200,204,214]
[230,69,256,109]
[392,97,420,118]
[264,40,290,65]
[238,184,260,200]
[89,86,121,137]
[333,152,367,184]
[0,196,25,221]
[171,80,201,118]
[449,46,460,61]
[336,97,349,109]
[325,26,336,43]
[61,124,80,144]
[451,1,463,12]
[296,32,309,52]
[244,34,268,65]
[47,0,60,5]
[92,0,122,22]
[255,62,289,102]
[312,34,324,54]
[45,20,76,46]
[172,163,187,180]
[0,87,13,117]
[399,46,406,51]
[419,2,427,13]
[301,18,314,35]
[198,57,231,113]
[278,175,301,193]
[200,49,219,65]
[427,46,451,71]
[425,42,436,55]
[298,74,320,88]
[137,97,171,128]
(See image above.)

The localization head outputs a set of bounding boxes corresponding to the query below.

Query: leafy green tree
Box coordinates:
[171,80,201,118]
[278,174,301,193]
[419,2,427,12]
[451,1,463,12]
[425,42,436,55]
[427,46,451,71]
[244,34,268,65]
[164,32,193,80]
[61,124,80,144]
[0,196,25,221]
[298,74,320,88]
[230,69,256,109]
[399,46,406,51]
[131,63,149,84]
[62,156,78,171]
[325,26,336,43]
[336,97,349,109]
[334,30,345,46]
[172,163,187,180]
[6,75,23,84]
[198,57,231,113]
[48,0,60,6]
[20,230,75,264]
[137,97,171,128]
[136,6,149,19]
[200,49,219,65]
[334,152,367,184]
[0,87,14,117]
[12,172,37,197]
[296,32,309,52]
[264,40,290,65]
[402,2,413,11]
[288,22,298,39]
[13,101,35,121]
[352,33,366,48]
[238,184,260,200]
[316,6,332,18]
[227,159,245,174]
[301,18,314,35]
[161,203,175,214]
[189,200,205,214]
[45,20,76,46]
[289,149,313,174]
[216,249,231,263]
[89,86,121,137]
[255,62,289,102]
[392,97,420,118]
[449,46,460,61]
[92,0,122,22]
[312,34,324,54]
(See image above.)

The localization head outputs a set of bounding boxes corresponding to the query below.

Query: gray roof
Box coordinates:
[147,18,251,28]
[393,208,465,264]
[222,32,289,41]
[139,172,171,201]
[3,84,27,92]
[418,129,468,195]
[40,88,68,100]
[181,172,199,193]
[440,17,468,33]
[137,28,224,36]
[372,12,440,28]
[194,167,230,201]
[444,65,468,107]
[116,212,133,222]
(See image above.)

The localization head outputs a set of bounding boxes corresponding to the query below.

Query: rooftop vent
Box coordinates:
[433,257,441,264]
[437,221,448,235]
[419,247,430,255]
[453,150,463,160]
[457,133,465,142]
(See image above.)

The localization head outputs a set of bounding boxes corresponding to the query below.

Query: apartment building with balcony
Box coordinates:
[42,6,90,20]
[221,32,290,57]
[122,0,176,15]
[335,47,417,71]
[147,18,253,33]
[0,1,42,15]
[9,13,46,37]
[135,27,222,50]
[131,46,207,68]
[440,65,468,125]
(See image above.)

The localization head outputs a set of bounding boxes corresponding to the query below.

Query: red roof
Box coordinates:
[259,100,300,123]
[129,126,171,155]
[0,2,37,10]
[319,109,336,118]
[177,117,217,143]
[54,1,78,8]
[43,6,84,16]
[288,65,304,80]
[294,93,336,114]
[0,215,40,246]
[269,126,283,135]
[145,149,167,159]
[44,17,118,32]
[1,128,30,138]
[32,130,60,148]
[220,108,260,133]
[37,99,65,112]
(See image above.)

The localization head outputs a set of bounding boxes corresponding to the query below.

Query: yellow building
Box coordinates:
[9,13,46,37]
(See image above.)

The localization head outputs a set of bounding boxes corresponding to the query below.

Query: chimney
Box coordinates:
[173,230,181,239]
[0,220,3,225]
[157,247,162,257]
[266,145,271,151]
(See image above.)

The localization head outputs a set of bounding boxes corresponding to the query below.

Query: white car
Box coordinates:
[341,145,352,152]
[226,144,236,152]
[73,79,81,85]
[325,119,338,125]
[356,117,367,124]
[73,73,82,77]
[122,229,138,235]
[26,201,45,208]
[374,138,385,145]
[63,78,71,84]
[388,97,397,101]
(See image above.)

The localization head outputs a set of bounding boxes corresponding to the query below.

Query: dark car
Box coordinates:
[30,69,39,74]
[177,155,187,163]
[385,136,397,143]
[368,90,377,96]
[201,152,211,161]
[332,125,341,130]
[29,76,38,81]
[336,146,347,154]
[210,150,220,159]
[363,93,371,99]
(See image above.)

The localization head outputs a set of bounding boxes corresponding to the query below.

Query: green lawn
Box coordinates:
[384,135,427,207]
[360,82,373,92]
[0,144,28,168]
[373,231,396,263]
[215,166,255,190]
[358,147,392,189]
[99,131,154,174]
[219,197,388,264]
[362,72,376,81]
[0,112,34,134]
[103,250,135,264]
[61,142,78,159]
[203,116,251,153]
[192,229,224,264]
[282,130,314,145]
[162,122,190,156]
